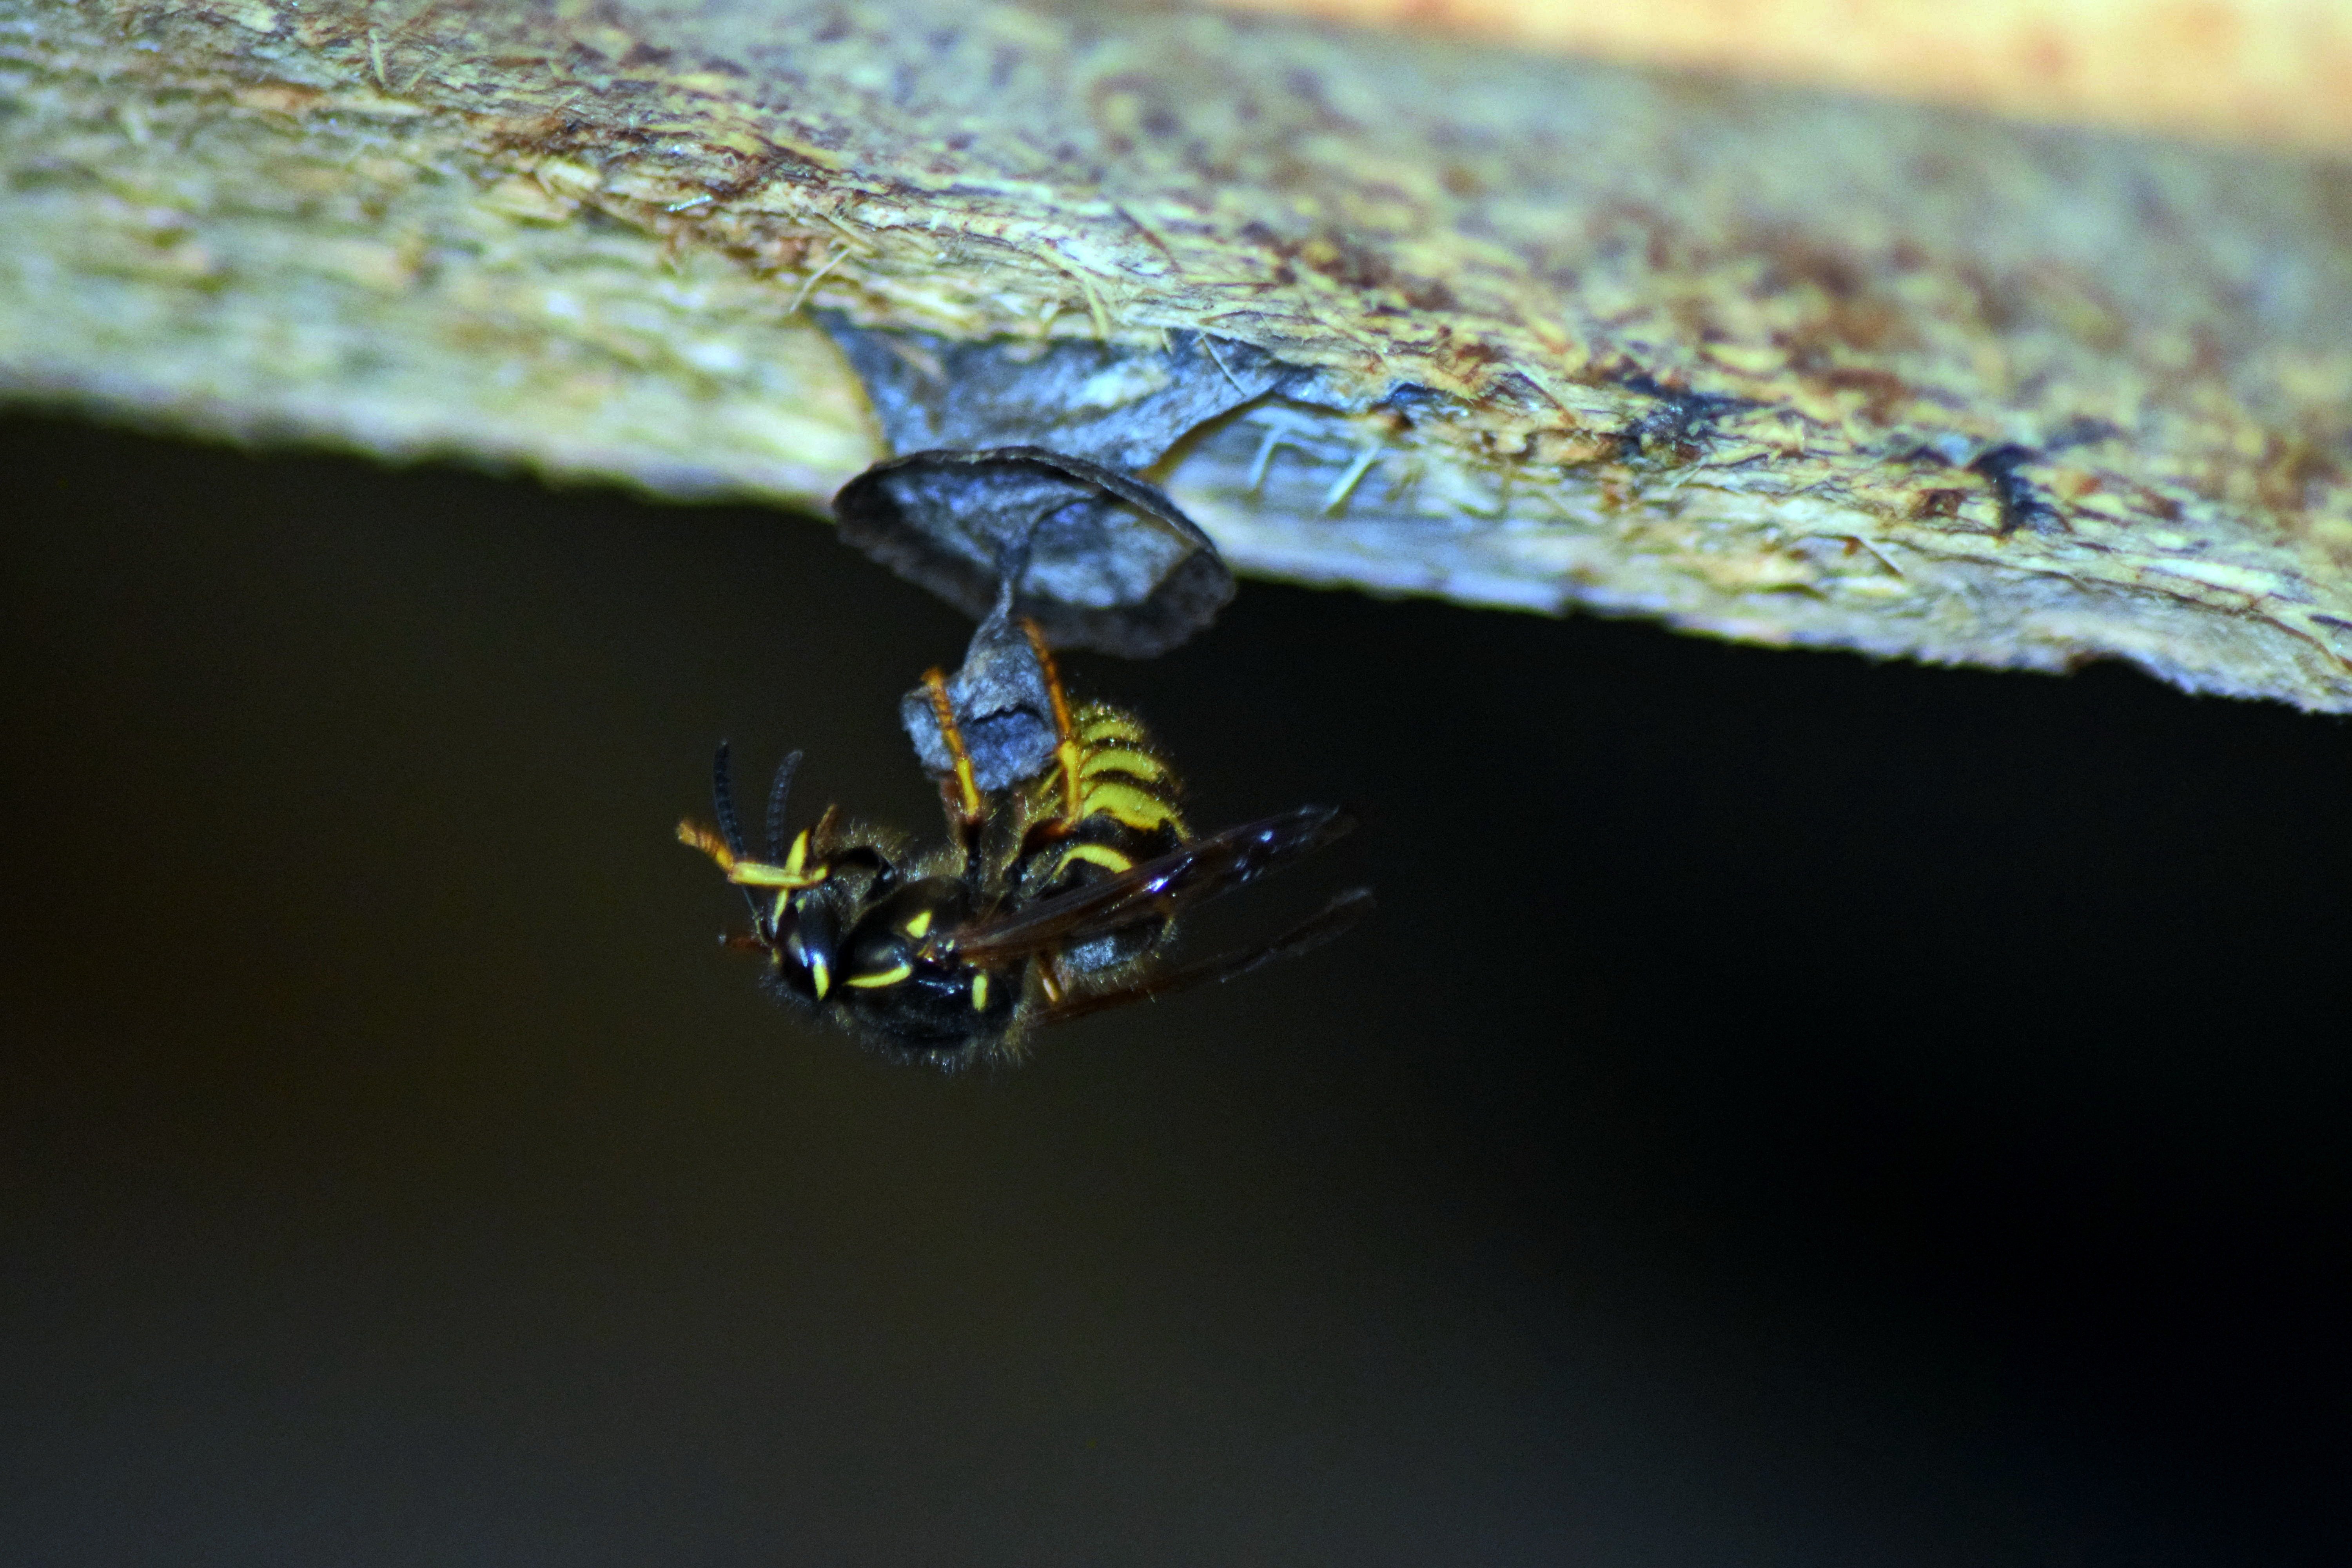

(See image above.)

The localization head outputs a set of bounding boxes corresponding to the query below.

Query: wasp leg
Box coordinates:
[677,818,740,873]
[1034,953,1066,1008]
[1020,617,1087,827]
[923,666,987,840]
[676,819,829,890]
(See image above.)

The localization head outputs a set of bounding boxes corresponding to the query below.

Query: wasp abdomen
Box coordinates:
[1023,702,1186,888]
[1011,702,1190,976]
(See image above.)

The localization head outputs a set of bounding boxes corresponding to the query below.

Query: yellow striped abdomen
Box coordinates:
[1022,701,1187,891]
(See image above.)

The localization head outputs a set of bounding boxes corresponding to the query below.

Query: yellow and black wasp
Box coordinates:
[677,621,1368,1069]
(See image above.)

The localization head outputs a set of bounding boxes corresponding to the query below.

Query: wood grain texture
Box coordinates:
[5,1,2350,705]
[1218,0,2352,154]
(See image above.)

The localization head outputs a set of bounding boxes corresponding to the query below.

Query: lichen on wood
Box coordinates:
[4,0,2350,706]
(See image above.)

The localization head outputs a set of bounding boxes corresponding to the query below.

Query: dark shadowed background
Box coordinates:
[4,412,2347,1565]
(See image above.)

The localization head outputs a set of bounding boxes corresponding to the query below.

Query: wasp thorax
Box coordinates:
[839,879,962,986]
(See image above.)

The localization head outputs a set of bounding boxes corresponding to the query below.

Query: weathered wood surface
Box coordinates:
[5,1,2351,705]
[1230,0,2352,154]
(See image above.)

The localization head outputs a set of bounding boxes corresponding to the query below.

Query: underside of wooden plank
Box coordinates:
[5,0,2350,704]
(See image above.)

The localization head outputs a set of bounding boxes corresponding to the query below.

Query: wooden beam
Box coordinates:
[5,1,2350,706]
[1220,0,2352,154]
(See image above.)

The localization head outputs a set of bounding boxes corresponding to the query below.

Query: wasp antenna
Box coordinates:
[711,741,748,860]
[765,749,804,862]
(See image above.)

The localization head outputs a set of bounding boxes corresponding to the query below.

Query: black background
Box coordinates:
[4,411,2347,1564]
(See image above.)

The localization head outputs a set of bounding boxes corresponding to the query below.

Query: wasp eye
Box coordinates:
[781,897,842,1002]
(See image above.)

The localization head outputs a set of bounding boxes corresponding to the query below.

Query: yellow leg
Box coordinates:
[1035,954,1065,1007]
[676,818,739,872]
[1020,618,1087,826]
[677,819,828,889]
[924,666,985,828]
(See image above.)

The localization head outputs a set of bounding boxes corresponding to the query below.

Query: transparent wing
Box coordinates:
[1030,887,1375,1028]
[943,804,1357,967]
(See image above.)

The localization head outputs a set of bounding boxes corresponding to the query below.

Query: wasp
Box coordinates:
[676,620,1369,1069]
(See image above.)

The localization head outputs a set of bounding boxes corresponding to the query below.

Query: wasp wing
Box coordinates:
[1031,886,1375,1027]
[943,803,1356,968]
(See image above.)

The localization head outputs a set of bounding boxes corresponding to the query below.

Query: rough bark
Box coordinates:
[5,0,2351,704]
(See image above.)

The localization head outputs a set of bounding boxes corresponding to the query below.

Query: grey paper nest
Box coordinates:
[834,446,1236,658]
